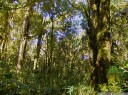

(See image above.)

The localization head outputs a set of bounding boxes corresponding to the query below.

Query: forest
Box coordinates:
[0,0,128,95]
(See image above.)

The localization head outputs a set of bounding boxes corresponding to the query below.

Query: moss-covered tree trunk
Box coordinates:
[87,0,111,90]
[33,32,43,70]
[0,10,10,61]
[16,2,33,73]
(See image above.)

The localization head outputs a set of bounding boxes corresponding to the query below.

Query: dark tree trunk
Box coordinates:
[86,0,111,90]
[50,15,54,67]
[0,10,9,61]
[33,32,43,70]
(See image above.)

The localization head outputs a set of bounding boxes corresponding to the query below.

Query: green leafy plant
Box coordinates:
[65,86,76,95]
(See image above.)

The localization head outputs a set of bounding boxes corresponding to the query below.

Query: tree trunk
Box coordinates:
[16,6,32,73]
[33,32,43,70]
[50,16,54,66]
[86,0,111,90]
[0,10,9,61]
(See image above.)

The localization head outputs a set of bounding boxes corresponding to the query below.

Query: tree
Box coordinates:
[16,0,35,73]
[0,0,128,94]
[85,0,111,90]
[69,0,111,90]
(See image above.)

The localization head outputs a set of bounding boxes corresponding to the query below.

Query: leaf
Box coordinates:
[4,73,12,79]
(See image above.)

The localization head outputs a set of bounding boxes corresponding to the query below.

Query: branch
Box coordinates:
[67,0,89,19]
[0,2,34,10]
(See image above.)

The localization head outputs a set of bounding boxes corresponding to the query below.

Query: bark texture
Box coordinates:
[16,2,33,73]
[86,0,111,90]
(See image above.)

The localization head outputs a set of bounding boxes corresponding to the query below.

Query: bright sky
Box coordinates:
[75,0,87,5]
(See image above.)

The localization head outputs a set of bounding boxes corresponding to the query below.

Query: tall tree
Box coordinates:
[16,1,34,73]
[0,0,12,60]
[69,0,111,90]
[85,0,111,90]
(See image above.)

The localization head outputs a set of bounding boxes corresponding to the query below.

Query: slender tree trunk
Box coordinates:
[33,32,43,70]
[86,0,111,90]
[47,15,54,69]
[50,15,54,67]
[16,6,32,73]
[0,10,9,61]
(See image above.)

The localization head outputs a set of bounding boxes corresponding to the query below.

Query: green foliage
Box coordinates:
[107,66,119,75]
[65,85,95,95]
[65,86,76,95]
[0,0,128,94]
[99,83,122,92]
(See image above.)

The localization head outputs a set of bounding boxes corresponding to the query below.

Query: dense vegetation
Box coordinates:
[0,0,128,95]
